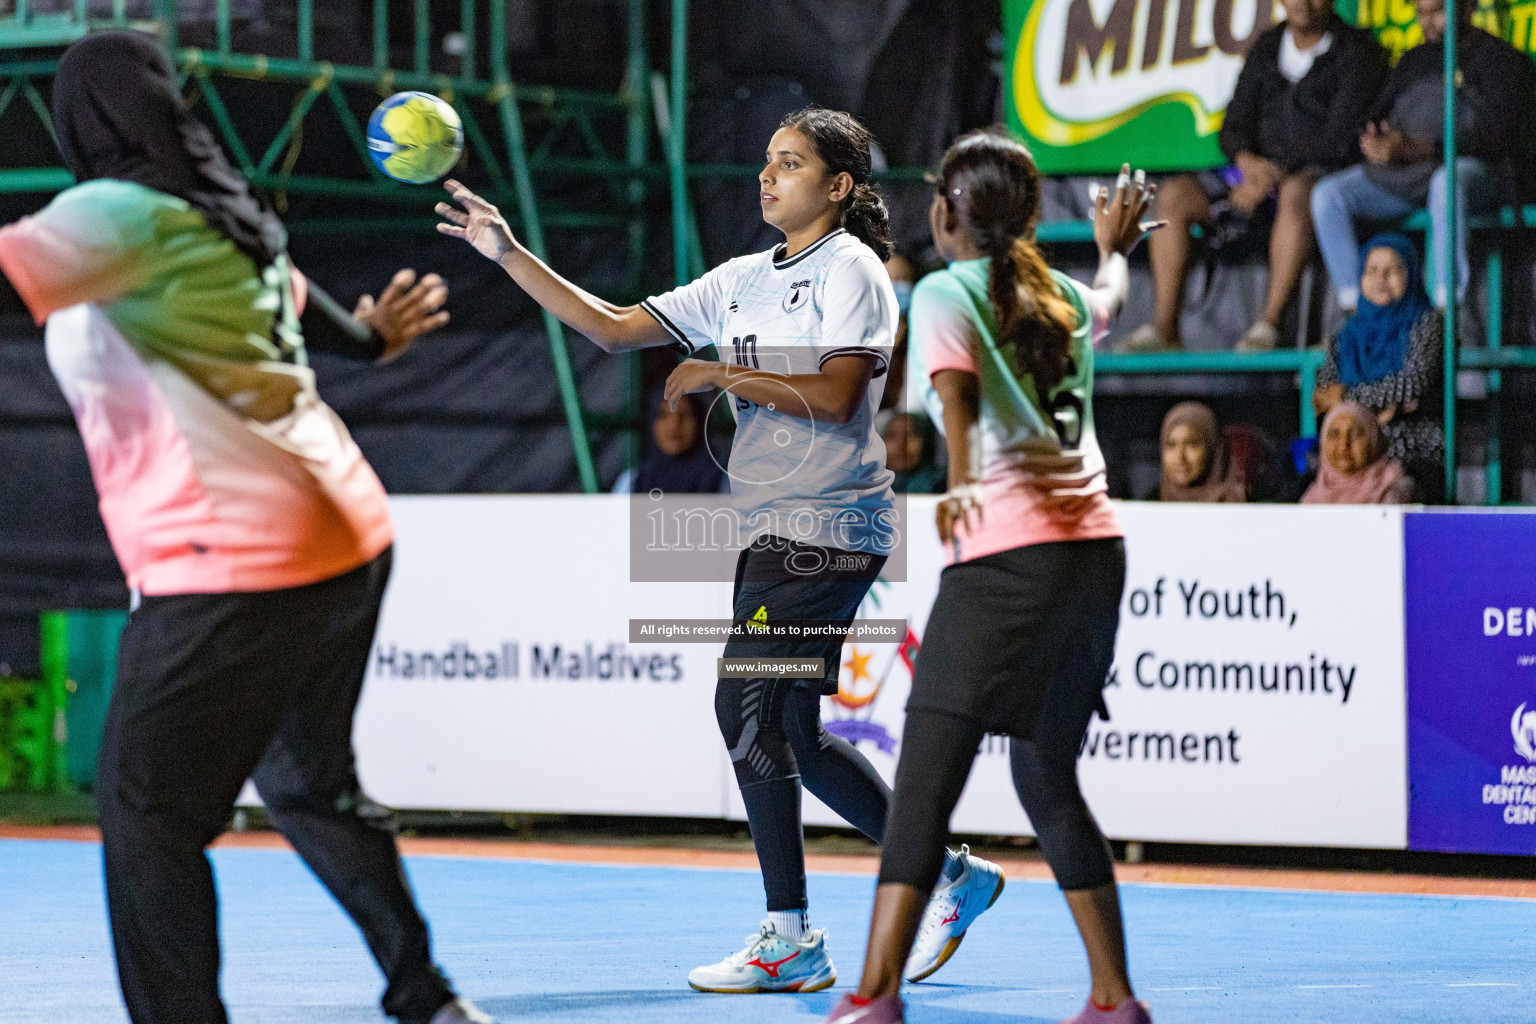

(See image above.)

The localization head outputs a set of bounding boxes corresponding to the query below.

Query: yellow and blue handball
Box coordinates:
[367,91,464,184]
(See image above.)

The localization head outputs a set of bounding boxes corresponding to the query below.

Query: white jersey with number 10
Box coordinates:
[641,228,898,554]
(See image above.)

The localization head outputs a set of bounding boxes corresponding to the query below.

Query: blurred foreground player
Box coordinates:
[0,32,489,1024]
[824,134,1161,1024]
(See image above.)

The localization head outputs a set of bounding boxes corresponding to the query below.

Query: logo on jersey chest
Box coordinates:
[782,278,813,314]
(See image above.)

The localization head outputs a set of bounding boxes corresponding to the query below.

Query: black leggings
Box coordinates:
[716,677,891,910]
[715,537,890,912]
[879,539,1125,896]
[96,549,455,1024]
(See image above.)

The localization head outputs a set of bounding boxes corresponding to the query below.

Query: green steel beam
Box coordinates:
[1097,349,1327,439]
[373,0,389,72]
[415,0,430,75]
[326,81,387,183]
[154,0,175,52]
[1486,247,1503,505]
[0,75,23,121]
[625,0,649,474]
[21,78,53,144]
[216,0,230,57]
[460,0,477,82]
[455,99,514,195]
[670,0,688,286]
[255,73,329,176]
[491,0,599,494]
[298,0,314,62]
[193,72,256,174]
[0,167,72,191]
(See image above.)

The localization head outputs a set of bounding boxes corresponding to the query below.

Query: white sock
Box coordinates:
[768,909,809,941]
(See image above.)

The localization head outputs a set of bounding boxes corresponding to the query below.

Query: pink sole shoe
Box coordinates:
[822,993,904,1023]
[1059,998,1154,1024]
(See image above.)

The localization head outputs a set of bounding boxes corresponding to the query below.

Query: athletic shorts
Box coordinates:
[907,538,1125,736]
[722,535,885,696]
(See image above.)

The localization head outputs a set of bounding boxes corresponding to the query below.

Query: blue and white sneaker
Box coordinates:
[687,920,837,993]
[904,845,1006,982]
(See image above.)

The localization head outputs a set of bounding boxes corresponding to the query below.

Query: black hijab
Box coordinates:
[634,393,724,495]
[52,31,286,269]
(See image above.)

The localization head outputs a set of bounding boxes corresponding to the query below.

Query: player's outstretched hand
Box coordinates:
[1093,164,1162,259]
[436,179,517,262]
[354,268,450,360]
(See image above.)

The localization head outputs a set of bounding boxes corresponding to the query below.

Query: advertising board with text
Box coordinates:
[1405,511,1536,855]
[1003,0,1530,175]
[351,496,1409,849]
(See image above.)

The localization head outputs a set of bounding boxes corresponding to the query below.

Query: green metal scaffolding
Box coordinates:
[0,0,673,494]
[0,3,1527,502]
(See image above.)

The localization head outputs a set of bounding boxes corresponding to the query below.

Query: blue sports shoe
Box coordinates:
[904,845,1006,981]
[688,920,837,993]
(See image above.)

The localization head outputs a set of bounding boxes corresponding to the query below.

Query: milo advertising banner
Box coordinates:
[1003,0,1534,175]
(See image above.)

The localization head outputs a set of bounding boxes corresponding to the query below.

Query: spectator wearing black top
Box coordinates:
[1124,0,1387,353]
[1311,0,1536,312]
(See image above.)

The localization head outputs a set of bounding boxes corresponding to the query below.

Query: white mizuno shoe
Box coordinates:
[687,920,837,993]
[904,845,1006,982]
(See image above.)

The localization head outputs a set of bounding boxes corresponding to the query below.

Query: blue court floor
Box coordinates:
[1,838,1532,1023]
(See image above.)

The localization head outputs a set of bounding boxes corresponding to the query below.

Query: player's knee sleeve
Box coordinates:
[717,677,798,787]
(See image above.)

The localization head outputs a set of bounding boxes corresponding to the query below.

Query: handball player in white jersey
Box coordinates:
[437,107,997,993]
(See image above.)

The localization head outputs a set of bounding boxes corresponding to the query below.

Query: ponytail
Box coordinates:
[939,129,1077,395]
[779,107,892,261]
[844,182,893,262]
[986,233,1075,395]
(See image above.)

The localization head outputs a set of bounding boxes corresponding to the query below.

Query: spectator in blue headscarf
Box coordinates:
[1313,232,1444,500]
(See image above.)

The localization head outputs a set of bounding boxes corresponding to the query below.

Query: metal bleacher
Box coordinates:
[1035,200,1536,506]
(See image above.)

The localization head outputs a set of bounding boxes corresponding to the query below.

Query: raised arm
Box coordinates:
[300,269,449,362]
[1089,166,1161,323]
[436,180,671,353]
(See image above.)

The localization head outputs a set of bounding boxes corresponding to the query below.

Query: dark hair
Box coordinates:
[934,129,1076,394]
[778,107,893,261]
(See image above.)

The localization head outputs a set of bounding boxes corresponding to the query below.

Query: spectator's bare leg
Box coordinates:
[1147,174,1211,346]
[1260,172,1320,329]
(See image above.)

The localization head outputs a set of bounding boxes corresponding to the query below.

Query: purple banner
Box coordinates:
[1406,511,1536,854]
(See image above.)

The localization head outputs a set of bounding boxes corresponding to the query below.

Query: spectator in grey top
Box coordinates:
[1310,0,1536,311]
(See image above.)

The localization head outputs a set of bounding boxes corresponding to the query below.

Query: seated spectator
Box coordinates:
[1302,401,1418,503]
[880,252,916,410]
[612,392,725,495]
[1152,402,1248,502]
[1310,0,1536,311]
[881,411,945,494]
[1125,0,1387,353]
[1314,233,1444,499]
